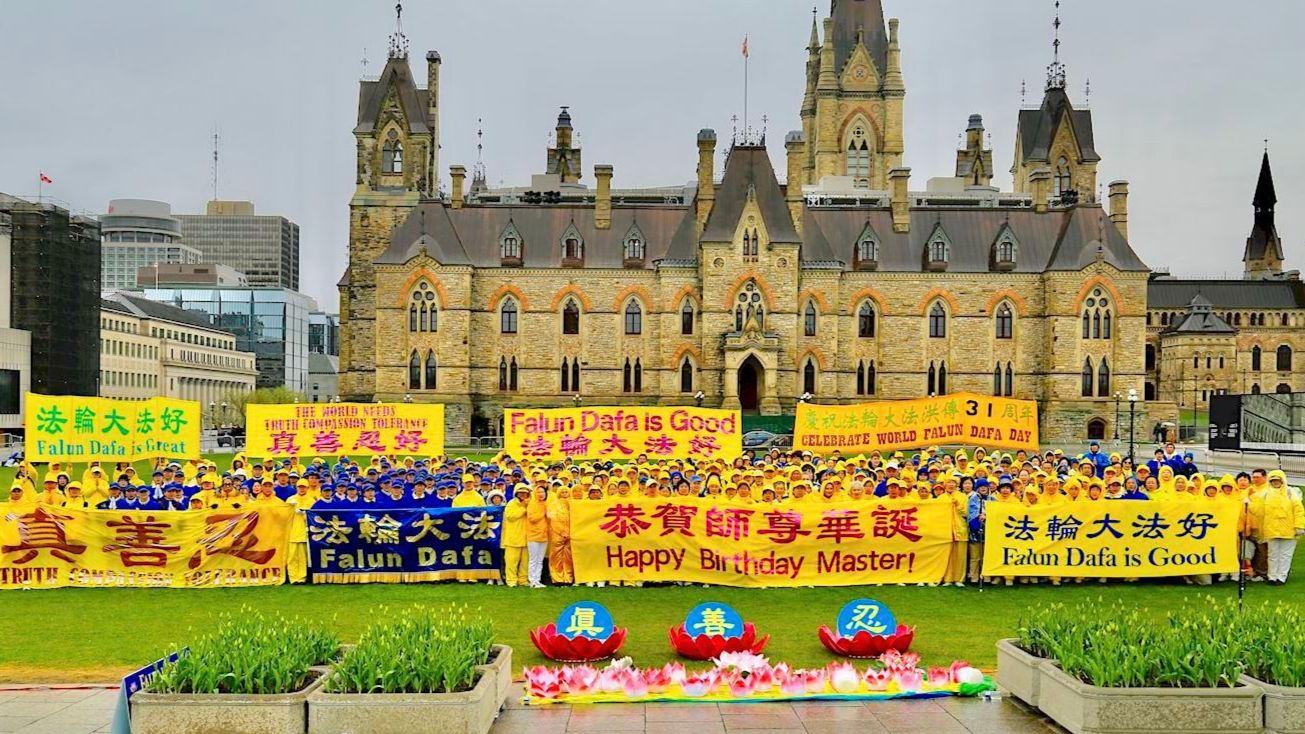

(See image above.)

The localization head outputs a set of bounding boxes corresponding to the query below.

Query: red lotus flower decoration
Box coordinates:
[530,623,628,663]
[817,624,915,658]
[669,621,770,660]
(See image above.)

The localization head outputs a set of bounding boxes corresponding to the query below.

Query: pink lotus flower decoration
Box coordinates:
[879,649,921,672]
[893,668,924,693]
[727,675,754,697]
[662,662,686,686]
[827,662,861,693]
[817,624,915,659]
[621,670,649,698]
[530,622,628,663]
[561,665,599,695]
[524,666,563,699]
[642,667,672,694]
[779,671,809,695]
[680,672,716,697]
[669,621,770,660]
[927,667,952,688]
[597,668,626,693]
[803,668,828,693]
[863,667,892,691]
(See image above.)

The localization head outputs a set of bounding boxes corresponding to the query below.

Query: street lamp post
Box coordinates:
[1113,392,1120,440]
[694,390,705,407]
[1127,387,1138,463]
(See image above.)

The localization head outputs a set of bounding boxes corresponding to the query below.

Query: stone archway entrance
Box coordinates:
[738,356,763,413]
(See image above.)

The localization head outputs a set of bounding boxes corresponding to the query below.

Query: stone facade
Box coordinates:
[340,1,1190,445]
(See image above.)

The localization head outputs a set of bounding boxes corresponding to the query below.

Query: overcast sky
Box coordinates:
[3,0,1302,310]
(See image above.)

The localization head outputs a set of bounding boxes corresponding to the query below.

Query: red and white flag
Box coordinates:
[741,35,749,58]
[38,172,52,184]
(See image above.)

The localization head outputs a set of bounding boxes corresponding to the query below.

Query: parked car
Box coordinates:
[215,429,245,449]
[742,430,792,450]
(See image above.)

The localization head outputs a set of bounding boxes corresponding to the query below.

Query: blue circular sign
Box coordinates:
[556,601,615,640]
[685,601,745,639]
[836,598,896,637]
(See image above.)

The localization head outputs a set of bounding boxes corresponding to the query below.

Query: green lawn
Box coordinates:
[3,548,1303,683]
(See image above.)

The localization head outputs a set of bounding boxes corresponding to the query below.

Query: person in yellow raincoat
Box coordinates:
[501,484,530,587]
[525,485,550,588]
[546,481,574,584]
[1248,470,1305,584]
[81,466,110,506]
[285,479,315,584]
[942,474,968,586]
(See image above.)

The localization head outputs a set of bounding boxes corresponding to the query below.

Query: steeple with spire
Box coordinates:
[1244,148,1285,278]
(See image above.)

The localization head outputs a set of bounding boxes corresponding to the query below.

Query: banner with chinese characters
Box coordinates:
[982,500,1241,578]
[24,395,200,462]
[305,506,503,583]
[0,506,292,589]
[569,498,952,587]
[246,403,445,458]
[503,406,742,461]
[793,393,1038,455]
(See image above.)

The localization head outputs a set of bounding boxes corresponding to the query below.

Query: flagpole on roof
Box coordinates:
[742,34,749,143]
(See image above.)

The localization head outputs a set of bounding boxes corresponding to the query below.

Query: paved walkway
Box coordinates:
[0,683,1062,733]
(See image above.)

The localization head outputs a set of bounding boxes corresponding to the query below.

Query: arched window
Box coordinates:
[1160,312,1169,326]
[1283,314,1291,327]
[410,284,437,331]
[929,239,948,264]
[1054,156,1070,196]
[1145,343,1156,371]
[1086,418,1106,441]
[938,362,947,394]
[509,357,518,391]
[1252,345,1262,371]
[1004,362,1014,397]
[680,301,694,335]
[562,299,580,335]
[408,351,421,390]
[501,233,520,260]
[623,358,632,393]
[856,233,878,264]
[995,237,1016,265]
[382,138,403,174]
[804,302,817,337]
[571,359,581,392]
[993,364,1003,396]
[857,361,865,395]
[561,358,570,392]
[846,123,872,187]
[858,302,876,338]
[1081,357,1094,397]
[1145,382,1156,400]
[742,229,760,258]
[1083,311,1092,338]
[928,362,936,395]
[995,303,1013,339]
[1097,357,1110,397]
[624,234,645,261]
[1102,311,1111,338]
[1277,383,1292,394]
[408,303,418,332]
[563,237,583,261]
[1252,383,1261,394]
[1193,353,1201,369]
[633,358,642,393]
[866,360,876,395]
[1278,344,1293,371]
[624,300,642,335]
[928,302,946,338]
[734,281,764,331]
[803,359,817,395]
[1206,356,1212,369]
[1234,313,1242,326]
[1081,288,1112,340]
[424,352,436,389]
[500,297,518,334]
[498,358,508,391]
[680,358,694,393]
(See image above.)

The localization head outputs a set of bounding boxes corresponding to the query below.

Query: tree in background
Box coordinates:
[220,386,305,428]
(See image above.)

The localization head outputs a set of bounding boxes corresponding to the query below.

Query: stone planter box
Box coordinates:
[132,668,325,734]
[308,668,497,734]
[996,637,1046,707]
[476,644,512,712]
[1038,661,1263,734]
[1241,674,1305,734]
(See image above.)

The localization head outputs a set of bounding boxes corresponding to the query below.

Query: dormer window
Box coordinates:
[925,223,951,272]
[382,130,403,174]
[853,222,879,271]
[991,223,1018,272]
[623,222,646,267]
[1054,156,1071,197]
[499,221,523,266]
[560,222,584,267]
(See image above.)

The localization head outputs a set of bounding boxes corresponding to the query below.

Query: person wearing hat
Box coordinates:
[546,481,574,585]
[160,484,187,511]
[36,476,64,507]
[97,483,126,510]
[966,479,994,583]
[82,465,111,506]
[282,479,316,583]
[501,484,532,587]
[1248,469,1305,584]
[60,481,90,510]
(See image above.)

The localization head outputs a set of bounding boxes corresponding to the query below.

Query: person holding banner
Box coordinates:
[1250,470,1305,585]
[502,484,531,587]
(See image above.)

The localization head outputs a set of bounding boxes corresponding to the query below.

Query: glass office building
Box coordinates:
[134,287,314,392]
[175,201,299,290]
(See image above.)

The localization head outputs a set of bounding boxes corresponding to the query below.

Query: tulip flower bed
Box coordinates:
[523,651,992,705]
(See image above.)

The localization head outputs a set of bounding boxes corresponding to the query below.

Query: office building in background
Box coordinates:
[309,311,339,356]
[0,213,31,430]
[99,199,201,291]
[176,200,300,289]
[136,262,248,287]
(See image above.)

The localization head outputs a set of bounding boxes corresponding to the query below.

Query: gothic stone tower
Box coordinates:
[799,0,905,189]
[339,25,440,401]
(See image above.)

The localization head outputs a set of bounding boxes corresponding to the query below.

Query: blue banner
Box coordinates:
[306,506,504,583]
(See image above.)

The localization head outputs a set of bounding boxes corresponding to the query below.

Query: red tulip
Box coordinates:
[529,623,628,663]
[816,624,915,659]
[668,621,770,660]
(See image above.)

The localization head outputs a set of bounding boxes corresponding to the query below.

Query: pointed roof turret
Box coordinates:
[1254,150,1277,211]
[1244,150,1284,270]
[830,0,888,77]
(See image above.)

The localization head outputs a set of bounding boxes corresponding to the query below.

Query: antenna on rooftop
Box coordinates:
[211,128,220,201]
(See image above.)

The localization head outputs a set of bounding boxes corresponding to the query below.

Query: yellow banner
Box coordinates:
[504,406,743,462]
[569,497,953,586]
[0,506,293,589]
[794,393,1038,455]
[982,500,1241,578]
[246,403,445,458]
[24,394,200,462]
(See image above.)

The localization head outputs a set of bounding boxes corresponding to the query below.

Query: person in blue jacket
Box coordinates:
[1081,442,1112,477]
[966,479,995,583]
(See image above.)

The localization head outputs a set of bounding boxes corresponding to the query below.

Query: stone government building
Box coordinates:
[339,1,1301,443]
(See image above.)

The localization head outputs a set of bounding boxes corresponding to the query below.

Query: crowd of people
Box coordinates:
[4,441,1303,587]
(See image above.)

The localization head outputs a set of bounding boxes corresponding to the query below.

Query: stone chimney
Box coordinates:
[1108,180,1129,240]
[1029,168,1052,213]
[889,167,911,233]
[449,165,466,209]
[785,131,805,234]
[594,164,613,229]
[696,129,717,233]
